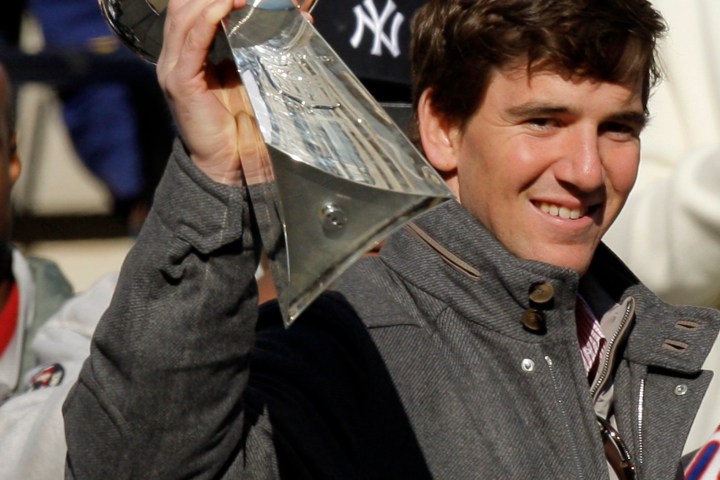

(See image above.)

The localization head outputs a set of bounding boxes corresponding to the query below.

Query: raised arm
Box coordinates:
[64,0,275,477]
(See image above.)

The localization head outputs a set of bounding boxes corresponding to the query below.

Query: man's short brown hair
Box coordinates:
[409,0,666,140]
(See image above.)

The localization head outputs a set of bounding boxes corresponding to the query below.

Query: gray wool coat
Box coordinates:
[64,143,720,479]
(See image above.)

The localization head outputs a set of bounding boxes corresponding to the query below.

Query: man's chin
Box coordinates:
[524,248,594,276]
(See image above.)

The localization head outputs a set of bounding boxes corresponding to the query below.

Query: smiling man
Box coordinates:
[64,0,720,479]
[418,68,647,275]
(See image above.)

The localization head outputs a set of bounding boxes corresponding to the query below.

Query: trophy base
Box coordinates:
[252,146,445,325]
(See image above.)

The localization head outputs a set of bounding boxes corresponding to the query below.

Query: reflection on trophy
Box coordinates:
[100,0,453,325]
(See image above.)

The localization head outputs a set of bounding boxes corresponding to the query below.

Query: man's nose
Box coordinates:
[555,129,605,191]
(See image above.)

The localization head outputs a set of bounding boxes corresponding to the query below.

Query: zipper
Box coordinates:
[590,300,634,400]
[637,378,645,467]
[545,355,585,479]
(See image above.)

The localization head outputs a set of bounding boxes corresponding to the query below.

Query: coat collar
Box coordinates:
[379,200,579,334]
[375,201,720,374]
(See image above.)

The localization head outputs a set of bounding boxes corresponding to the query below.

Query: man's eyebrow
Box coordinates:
[506,102,648,129]
[506,103,572,119]
[607,110,649,130]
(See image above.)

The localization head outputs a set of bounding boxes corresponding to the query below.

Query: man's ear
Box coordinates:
[417,89,459,175]
[8,132,20,187]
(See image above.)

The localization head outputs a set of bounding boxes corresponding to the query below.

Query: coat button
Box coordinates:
[522,309,547,334]
[529,282,555,309]
[674,384,689,396]
[521,359,535,372]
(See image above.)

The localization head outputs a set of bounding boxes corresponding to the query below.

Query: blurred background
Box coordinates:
[4,5,142,293]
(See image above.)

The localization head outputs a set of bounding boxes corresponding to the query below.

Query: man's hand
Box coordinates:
[157,0,249,185]
[156,0,315,185]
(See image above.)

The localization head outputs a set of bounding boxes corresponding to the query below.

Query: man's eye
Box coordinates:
[602,122,639,138]
[527,118,555,129]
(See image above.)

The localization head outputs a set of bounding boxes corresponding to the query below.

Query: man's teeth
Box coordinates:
[539,202,585,220]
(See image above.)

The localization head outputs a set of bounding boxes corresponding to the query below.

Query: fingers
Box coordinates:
[159,0,313,78]
[153,0,285,186]
[301,0,317,13]
[236,110,270,185]
[158,0,245,80]
[299,0,316,23]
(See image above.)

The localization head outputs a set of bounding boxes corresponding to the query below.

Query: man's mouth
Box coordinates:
[538,202,587,220]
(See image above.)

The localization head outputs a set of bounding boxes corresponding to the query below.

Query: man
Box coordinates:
[0,274,115,479]
[63,0,720,478]
[0,63,116,479]
[0,63,73,402]
[0,60,74,477]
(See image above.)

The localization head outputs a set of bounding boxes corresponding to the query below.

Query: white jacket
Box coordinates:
[0,269,116,480]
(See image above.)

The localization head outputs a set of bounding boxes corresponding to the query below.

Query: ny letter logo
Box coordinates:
[350,0,404,58]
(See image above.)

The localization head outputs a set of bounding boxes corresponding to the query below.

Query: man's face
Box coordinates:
[0,67,20,244]
[423,67,645,275]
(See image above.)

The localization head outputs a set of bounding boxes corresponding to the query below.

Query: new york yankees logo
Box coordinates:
[350,0,405,58]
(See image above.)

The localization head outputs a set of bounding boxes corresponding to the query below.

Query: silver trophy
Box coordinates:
[100,0,452,324]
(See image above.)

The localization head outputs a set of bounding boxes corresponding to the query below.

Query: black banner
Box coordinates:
[313,0,425,101]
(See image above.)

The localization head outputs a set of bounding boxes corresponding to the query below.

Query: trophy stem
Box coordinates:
[221,5,451,325]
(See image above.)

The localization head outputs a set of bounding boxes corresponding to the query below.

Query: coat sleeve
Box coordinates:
[63,140,262,479]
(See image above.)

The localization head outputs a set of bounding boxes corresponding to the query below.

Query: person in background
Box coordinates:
[26,0,175,232]
[0,273,115,479]
[604,0,720,309]
[0,62,115,479]
[599,0,720,455]
[64,0,720,479]
[0,63,72,404]
[686,425,720,479]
